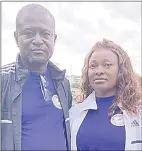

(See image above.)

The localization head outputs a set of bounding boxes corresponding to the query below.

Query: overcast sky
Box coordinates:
[2,2,141,76]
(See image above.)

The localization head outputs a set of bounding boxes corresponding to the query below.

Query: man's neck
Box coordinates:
[28,64,47,74]
[20,57,48,74]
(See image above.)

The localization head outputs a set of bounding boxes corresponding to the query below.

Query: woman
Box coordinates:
[70,38,142,150]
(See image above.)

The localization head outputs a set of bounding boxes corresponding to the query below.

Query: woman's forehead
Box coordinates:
[89,49,118,62]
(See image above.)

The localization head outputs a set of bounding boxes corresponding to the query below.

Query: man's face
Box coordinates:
[14,12,56,66]
[88,49,119,96]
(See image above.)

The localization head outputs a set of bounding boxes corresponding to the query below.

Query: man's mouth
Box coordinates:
[31,48,45,54]
[32,48,44,52]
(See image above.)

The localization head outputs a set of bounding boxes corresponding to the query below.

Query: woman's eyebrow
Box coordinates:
[103,59,111,62]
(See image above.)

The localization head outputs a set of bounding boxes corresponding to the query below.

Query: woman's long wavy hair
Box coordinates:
[80,38,141,116]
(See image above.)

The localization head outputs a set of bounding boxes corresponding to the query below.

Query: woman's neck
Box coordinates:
[95,88,117,98]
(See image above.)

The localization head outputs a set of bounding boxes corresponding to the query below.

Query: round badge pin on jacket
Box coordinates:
[52,95,62,109]
[110,114,125,126]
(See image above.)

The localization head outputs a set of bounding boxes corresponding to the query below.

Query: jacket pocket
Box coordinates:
[1,111,14,150]
[1,111,12,138]
[131,140,142,150]
[131,140,142,144]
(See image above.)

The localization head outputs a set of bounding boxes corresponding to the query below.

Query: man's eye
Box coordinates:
[41,32,50,38]
[24,31,34,37]
[44,32,50,36]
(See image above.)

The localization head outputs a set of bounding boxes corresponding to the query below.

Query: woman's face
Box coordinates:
[88,49,119,97]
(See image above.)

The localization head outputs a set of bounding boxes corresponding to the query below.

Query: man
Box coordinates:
[1,3,72,150]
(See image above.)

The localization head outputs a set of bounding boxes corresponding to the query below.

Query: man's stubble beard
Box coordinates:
[28,55,49,67]
[20,46,54,69]
[20,54,48,70]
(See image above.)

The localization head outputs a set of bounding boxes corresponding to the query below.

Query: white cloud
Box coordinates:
[106,18,140,32]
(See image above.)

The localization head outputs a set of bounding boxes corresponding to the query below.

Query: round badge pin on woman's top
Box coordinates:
[110,113,124,126]
[52,95,62,109]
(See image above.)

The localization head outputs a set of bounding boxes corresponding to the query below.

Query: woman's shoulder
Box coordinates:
[69,101,86,128]
[122,104,142,122]
[70,102,83,115]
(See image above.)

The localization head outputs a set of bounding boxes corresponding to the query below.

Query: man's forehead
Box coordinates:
[19,23,54,34]
[21,13,53,22]
[19,9,53,22]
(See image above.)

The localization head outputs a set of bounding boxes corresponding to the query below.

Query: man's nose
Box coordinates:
[32,33,43,46]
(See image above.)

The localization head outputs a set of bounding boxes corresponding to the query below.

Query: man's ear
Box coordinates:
[54,34,57,44]
[14,31,19,47]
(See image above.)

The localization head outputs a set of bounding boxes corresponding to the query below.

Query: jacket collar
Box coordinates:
[15,53,66,82]
[47,61,66,81]
[78,91,123,112]
[79,91,98,111]
[78,91,139,120]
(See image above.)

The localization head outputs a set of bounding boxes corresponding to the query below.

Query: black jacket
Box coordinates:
[1,54,72,150]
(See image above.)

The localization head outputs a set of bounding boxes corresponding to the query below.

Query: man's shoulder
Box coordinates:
[63,76,70,83]
[1,62,16,75]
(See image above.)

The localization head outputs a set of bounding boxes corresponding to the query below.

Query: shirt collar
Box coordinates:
[78,91,141,120]
[79,91,118,111]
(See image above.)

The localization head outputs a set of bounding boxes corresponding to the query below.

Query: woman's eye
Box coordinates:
[90,64,96,69]
[105,63,112,68]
